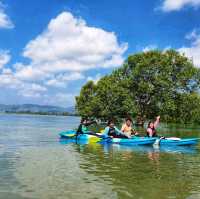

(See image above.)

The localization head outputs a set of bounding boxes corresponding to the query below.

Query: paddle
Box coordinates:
[153,136,165,146]
[75,120,104,141]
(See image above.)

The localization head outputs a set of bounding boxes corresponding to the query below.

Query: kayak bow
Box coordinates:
[155,137,200,146]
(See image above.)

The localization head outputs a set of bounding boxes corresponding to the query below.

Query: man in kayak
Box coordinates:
[121,117,139,137]
[76,118,97,135]
[102,120,131,139]
[146,116,160,137]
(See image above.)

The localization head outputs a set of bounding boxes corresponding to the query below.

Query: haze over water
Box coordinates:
[0,114,200,199]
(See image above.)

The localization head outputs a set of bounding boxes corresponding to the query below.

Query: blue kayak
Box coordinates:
[60,130,77,138]
[59,131,199,146]
[100,137,156,145]
[155,137,200,146]
[59,130,156,145]
[59,131,101,143]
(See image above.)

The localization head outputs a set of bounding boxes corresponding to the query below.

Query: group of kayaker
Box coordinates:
[77,116,160,139]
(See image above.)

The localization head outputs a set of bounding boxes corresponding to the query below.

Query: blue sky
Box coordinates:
[0,0,200,107]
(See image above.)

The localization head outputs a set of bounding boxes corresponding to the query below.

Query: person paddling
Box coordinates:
[121,117,139,137]
[103,120,131,139]
[76,118,96,135]
[146,116,160,137]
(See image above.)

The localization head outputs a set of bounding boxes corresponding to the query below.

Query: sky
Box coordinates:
[0,0,200,107]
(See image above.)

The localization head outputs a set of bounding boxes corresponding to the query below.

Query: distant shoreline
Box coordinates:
[0,111,78,117]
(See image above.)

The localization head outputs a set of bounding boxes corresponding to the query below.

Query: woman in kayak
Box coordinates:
[76,118,96,135]
[146,116,160,137]
[121,117,139,137]
[103,120,131,139]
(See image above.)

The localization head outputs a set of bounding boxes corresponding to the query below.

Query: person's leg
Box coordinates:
[113,134,128,139]
[86,131,96,135]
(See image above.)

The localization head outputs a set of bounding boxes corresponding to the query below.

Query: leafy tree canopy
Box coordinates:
[76,50,200,124]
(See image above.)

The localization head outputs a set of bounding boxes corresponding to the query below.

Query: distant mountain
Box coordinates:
[0,104,75,114]
[65,106,75,113]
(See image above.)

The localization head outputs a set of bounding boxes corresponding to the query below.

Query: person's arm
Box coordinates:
[115,126,123,135]
[154,116,160,128]
[86,120,97,126]
[121,124,126,132]
[102,127,109,138]
[131,128,139,135]
[115,127,131,138]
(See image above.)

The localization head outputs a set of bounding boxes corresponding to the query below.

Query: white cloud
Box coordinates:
[0,50,10,69]
[163,46,172,51]
[185,29,198,40]
[17,83,47,98]
[0,11,127,106]
[0,69,47,98]
[87,73,102,84]
[142,45,158,52]
[142,32,200,67]
[55,93,75,105]
[2,68,12,74]
[59,72,85,81]
[161,0,200,12]
[0,73,20,88]
[28,83,47,92]
[179,30,200,67]
[45,72,85,88]
[42,93,76,107]
[45,78,66,88]
[14,64,48,81]
[22,11,127,74]
[0,68,22,89]
[0,2,14,29]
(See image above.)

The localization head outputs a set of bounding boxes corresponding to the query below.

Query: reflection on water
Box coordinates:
[14,146,117,199]
[0,114,200,199]
[75,143,200,199]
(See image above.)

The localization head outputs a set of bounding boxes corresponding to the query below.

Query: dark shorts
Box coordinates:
[108,133,128,139]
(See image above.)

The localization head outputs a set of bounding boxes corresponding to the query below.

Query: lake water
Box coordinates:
[0,114,200,199]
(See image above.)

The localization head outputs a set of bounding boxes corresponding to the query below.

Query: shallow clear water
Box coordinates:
[0,114,200,199]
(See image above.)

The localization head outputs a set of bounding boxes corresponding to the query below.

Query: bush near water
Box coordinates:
[76,50,200,125]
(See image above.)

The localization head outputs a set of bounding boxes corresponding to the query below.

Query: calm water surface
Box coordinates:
[0,114,200,199]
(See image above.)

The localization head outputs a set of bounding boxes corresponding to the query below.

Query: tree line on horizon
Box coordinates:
[75,50,200,125]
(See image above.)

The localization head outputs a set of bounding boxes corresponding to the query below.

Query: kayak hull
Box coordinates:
[59,131,101,143]
[102,137,156,145]
[60,131,199,146]
[156,138,199,146]
[59,131,156,145]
